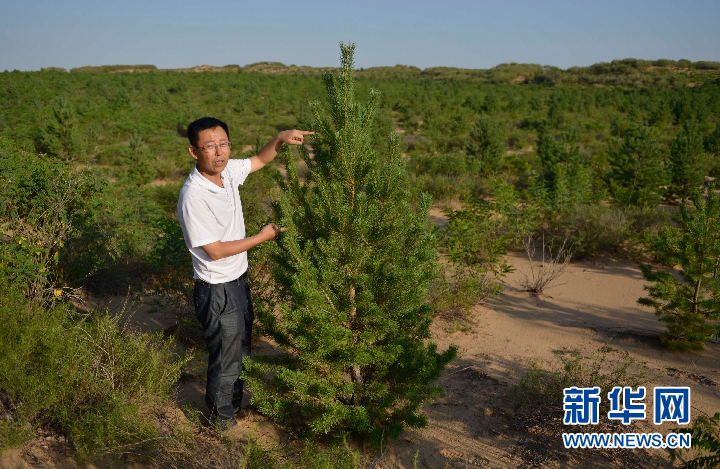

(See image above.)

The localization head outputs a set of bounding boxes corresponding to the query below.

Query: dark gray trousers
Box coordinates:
[193,277,253,420]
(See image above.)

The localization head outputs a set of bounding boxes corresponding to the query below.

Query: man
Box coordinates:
[177,117,312,430]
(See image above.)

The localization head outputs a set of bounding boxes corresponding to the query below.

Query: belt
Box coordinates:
[194,271,247,287]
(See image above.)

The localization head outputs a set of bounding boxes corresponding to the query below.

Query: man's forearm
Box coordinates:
[254,135,283,167]
[249,130,313,173]
[201,223,284,261]
[201,233,269,261]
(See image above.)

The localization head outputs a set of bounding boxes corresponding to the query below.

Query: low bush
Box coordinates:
[510,341,653,431]
[440,180,541,314]
[431,265,503,320]
[0,145,170,300]
[551,204,631,259]
[546,203,672,259]
[0,148,105,301]
[0,287,190,464]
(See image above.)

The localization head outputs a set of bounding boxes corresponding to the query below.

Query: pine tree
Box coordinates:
[243,44,456,443]
[465,115,505,174]
[705,123,720,157]
[705,123,720,176]
[639,183,720,350]
[36,97,86,161]
[120,132,155,187]
[606,124,669,207]
[668,117,708,202]
[532,124,594,211]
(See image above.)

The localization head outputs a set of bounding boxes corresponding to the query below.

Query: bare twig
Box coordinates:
[519,232,577,297]
[368,438,388,469]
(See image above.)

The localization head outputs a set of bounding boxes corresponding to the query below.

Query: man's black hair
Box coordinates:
[187,117,230,147]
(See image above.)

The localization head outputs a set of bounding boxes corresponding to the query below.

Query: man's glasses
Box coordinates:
[196,142,232,153]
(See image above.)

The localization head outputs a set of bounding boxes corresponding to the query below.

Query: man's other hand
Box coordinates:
[200,224,286,260]
[260,223,285,241]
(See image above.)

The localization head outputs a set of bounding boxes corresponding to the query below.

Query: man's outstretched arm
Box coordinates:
[201,223,285,261]
[249,129,314,173]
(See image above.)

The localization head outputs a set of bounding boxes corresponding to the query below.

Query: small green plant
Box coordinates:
[705,124,720,161]
[35,96,91,161]
[119,131,156,186]
[529,124,595,212]
[510,341,652,426]
[547,203,672,260]
[442,180,541,311]
[670,412,720,469]
[465,115,506,174]
[0,147,105,301]
[431,267,500,320]
[639,183,720,350]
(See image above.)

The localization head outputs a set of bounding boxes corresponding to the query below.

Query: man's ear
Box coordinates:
[188,146,199,161]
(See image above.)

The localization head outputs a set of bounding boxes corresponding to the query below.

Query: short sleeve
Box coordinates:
[179,197,222,248]
[226,159,251,187]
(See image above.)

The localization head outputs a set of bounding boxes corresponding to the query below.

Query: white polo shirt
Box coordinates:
[177,158,252,284]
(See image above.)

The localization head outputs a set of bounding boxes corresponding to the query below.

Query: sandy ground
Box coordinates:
[373,252,720,468]
[3,249,719,468]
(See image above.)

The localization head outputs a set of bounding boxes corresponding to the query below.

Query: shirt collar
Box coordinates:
[188,165,225,193]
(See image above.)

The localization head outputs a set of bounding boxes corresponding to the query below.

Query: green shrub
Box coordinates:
[119,131,157,186]
[442,180,540,308]
[430,266,501,320]
[0,287,190,464]
[35,97,91,161]
[705,124,720,158]
[465,115,506,174]
[445,180,539,268]
[0,147,105,301]
[0,145,164,299]
[668,117,709,201]
[548,204,671,259]
[529,124,596,211]
[433,181,542,319]
[551,204,631,258]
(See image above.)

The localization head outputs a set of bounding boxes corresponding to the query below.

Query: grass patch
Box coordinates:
[548,204,672,260]
[510,340,654,433]
[431,266,502,320]
[0,286,191,464]
[506,341,663,467]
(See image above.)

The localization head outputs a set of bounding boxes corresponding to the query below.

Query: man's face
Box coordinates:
[189,126,231,177]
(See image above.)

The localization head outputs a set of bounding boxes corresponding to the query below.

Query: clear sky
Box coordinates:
[1,0,719,71]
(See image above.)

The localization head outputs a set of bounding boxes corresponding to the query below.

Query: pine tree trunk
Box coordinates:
[349,286,363,385]
[692,278,702,314]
